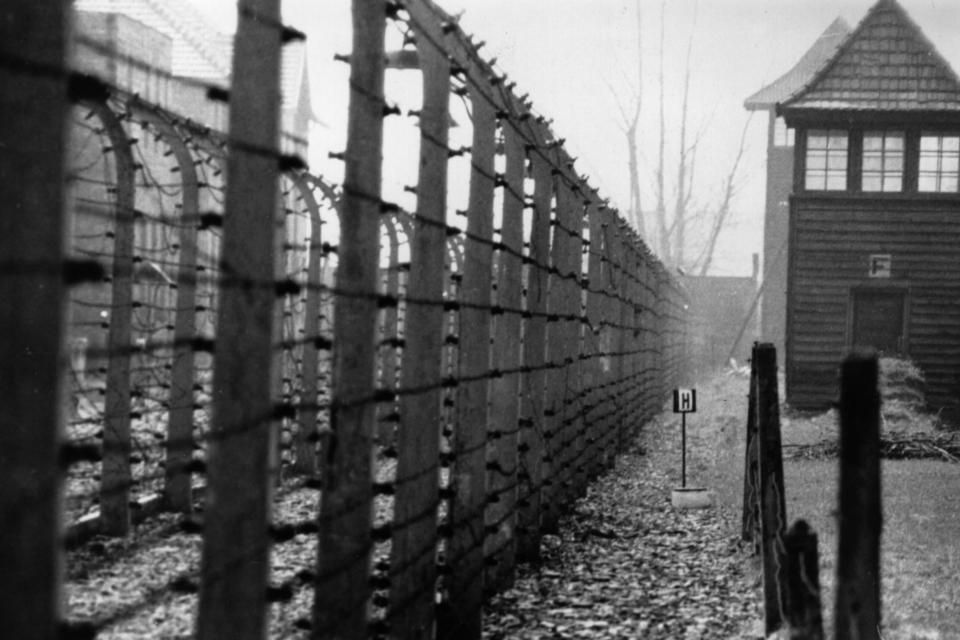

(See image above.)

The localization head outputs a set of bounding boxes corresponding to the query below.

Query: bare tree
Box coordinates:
[654,0,670,264]
[607,0,644,237]
[694,113,753,276]
[606,0,750,275]
[672,6,698,269]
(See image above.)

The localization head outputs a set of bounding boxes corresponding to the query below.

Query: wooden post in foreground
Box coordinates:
[835,352,882,640]
[784,519,824,640]
[756,342,787,636]
[741,343,760,548]
[196,0,281,637]
[0,2,69,635]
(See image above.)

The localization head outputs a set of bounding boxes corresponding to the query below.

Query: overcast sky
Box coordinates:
[192,0,960,276]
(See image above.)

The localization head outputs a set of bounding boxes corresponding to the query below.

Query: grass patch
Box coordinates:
[785,459,960,639]
[687,365,960,638]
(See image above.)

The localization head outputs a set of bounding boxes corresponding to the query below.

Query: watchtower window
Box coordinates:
[862,131,904,192]
[918,133,959,193]
[805,130,848,191]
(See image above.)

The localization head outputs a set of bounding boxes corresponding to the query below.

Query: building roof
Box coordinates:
[75,0,313,116]
[76,0,231,80]
[279,40,311,113]
[781,0,960,112]
[744,17,851,110]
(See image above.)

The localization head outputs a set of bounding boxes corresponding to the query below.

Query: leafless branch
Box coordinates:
[698,112,754,276]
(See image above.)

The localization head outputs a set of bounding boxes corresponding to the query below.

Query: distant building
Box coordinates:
[744,17,850,356]
[73,0,314,152]
[683,261,759,377]
[66,0,318,385]
[766,0,960,416]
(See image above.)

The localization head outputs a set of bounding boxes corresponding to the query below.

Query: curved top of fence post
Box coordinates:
[123,95,204,514]
[289,171,325,239]
[297,171,340,208]
[126,97,200,195]
[78,92,136,537]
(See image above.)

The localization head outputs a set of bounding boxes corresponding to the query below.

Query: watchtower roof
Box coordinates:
[781,0,960,113]
[744,17,851,111]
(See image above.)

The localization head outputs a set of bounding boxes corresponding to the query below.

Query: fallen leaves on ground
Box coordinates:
[65,483,321,639]
[483,416,761,640]
[65,391,765,638]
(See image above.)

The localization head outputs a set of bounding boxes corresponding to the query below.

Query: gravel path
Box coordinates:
[482,412,761,640]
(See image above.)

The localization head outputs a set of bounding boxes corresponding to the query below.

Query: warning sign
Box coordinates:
[868,254,892,278]
[673,388,697,413]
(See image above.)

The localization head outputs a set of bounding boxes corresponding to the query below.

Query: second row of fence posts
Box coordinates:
[742,343,788,635]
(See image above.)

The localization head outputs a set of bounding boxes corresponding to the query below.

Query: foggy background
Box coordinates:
[191,0,960,277]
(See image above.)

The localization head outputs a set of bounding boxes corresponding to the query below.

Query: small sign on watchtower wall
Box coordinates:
[673,388,697,413]
[868,254,892,278]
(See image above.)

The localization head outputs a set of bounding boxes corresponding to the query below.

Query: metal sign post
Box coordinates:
[672,388,711,509]
[673,388,697,488]
[681,412,687,488]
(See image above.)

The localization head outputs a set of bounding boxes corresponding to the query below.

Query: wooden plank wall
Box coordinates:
[788,196,960,416]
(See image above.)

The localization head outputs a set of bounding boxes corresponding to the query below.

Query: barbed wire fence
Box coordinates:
[1,0,690,638]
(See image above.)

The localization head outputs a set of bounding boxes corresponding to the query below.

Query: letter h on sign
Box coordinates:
[673,388,696,413]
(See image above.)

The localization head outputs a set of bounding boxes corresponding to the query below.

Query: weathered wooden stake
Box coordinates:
[835,351,882,640]
[784,519,824,640]
[0,2,69,635]
[756,342,787,636]
[195,0,281,637]
[741,343,760,547]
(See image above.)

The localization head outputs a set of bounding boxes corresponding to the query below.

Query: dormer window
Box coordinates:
[805,130,848,191]
[918,133,960,193]
[862,131,904,192]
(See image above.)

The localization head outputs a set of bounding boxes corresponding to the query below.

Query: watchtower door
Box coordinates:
[851,289,905,355]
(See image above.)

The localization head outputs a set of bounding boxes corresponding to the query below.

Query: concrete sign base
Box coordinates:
[671,487,713,509]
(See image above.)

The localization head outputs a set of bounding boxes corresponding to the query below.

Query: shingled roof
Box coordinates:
[744,17,851,110]
[781,0,960,112]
